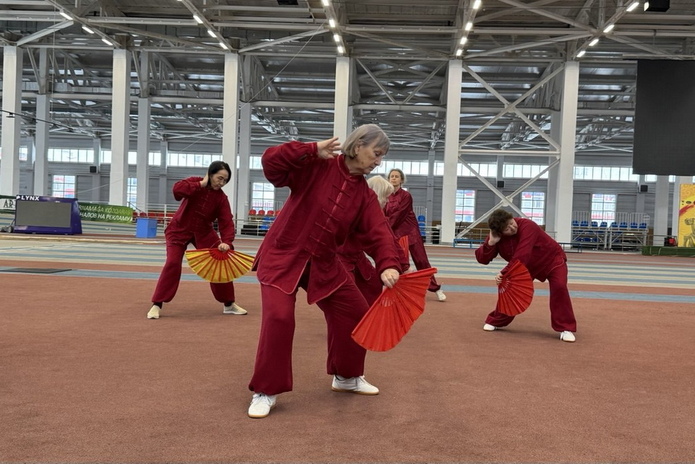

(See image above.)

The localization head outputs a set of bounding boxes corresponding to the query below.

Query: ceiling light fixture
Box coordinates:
[193,14,203,24]
[589,38,599,46]
[473,0,482,10]
[603,23,615,33]
[465,21,473,31]
[577,50,586,58]
[82,26,95,34]
[626,1,640,12]
[329,18,336,28]
[59,11,73,20]
[456,49,463,57]
[460,36,468,45]
[207,29,216,37]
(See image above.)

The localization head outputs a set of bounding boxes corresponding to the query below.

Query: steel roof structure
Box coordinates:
[1,0,694,156]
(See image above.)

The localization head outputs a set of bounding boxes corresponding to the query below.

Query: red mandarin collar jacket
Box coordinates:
[475,217,566,282]
[167,176,235,245]
[384,188,422,243]
[253,141,402,304]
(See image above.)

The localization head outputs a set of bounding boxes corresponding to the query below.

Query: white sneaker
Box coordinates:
[483,323,497,331]
[331,375,379,395]
[248,393,277,418]
[435,289,447,302]
[223,302,247,315]
[560,331,576,343]
[147,305,160,319]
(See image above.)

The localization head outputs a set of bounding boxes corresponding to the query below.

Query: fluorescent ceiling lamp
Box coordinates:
[577,50,586,58]
[59,11,73,20]
[333,34,341,42]
[219,42,229,50]
[465,21,473,31]
[627,1,639,11]
[337,45,344,54]
[589,38,599,46]
[329,19,336,28]
[460,36,468,45]
[82,26,95,34]
[193,14,203,24]
[603,23,615,33]
[207,29,216,37]
[473,0,482,9]
[101,37,113,46]
[456,49,463,57]
[322,0,329,6]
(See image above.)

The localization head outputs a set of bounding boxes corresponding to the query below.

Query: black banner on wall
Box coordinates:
[632,60,695,176]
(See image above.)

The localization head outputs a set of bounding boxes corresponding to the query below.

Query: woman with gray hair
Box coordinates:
[247,124,403,418]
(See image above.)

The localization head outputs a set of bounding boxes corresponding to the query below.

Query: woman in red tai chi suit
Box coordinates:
[147,160,246,319]
[247,124,402,419]
[385,168,446,302]
[475,208,577,342]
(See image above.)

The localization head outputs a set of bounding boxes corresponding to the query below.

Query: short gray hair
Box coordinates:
[367,175,394,208]
[342,124,390,159]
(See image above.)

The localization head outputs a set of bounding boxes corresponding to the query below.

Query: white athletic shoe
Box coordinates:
[223,302,247,315]
[248,393,277,418]
[560,331,576,343]
[435,289,447,301]
[483,323,497,331]
[331,375,379,395]
[147,305,160,319]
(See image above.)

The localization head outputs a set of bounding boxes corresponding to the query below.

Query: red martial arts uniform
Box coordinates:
[337,231,408,307]
[249,141,402,396]
[384,188,441,292]
[151,177,236,305]
[337,237,384,307]
[474,217,577,332]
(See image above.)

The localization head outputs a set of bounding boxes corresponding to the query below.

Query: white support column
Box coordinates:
[34,48,50,196]
[136,51,150,213]
[0,46,24,196]
[158,139,169,206]
[426,149,435,224]
[109,49,131,206]
[441,60,462,245]
[237,102,252,223]
[136,99,150,212]
[92,137,102,202]
[553,61,579,243]
[334,56,352,142]
[653,175,669,245]
[545,111,561,236]
[222,52,241,211]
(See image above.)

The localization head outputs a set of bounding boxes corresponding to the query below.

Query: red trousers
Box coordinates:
[408,235,441,292]
[485,261,577,332]
[151,228,235,304]
[249,269,370,396]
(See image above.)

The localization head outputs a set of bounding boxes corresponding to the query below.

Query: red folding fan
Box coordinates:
[497,259,534,316]
[185,248,254,283]
[352,267,437,352]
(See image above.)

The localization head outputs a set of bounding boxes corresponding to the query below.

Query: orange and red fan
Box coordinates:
[352,267,437,352]
[497,259,534,316]
[184,248,254,283]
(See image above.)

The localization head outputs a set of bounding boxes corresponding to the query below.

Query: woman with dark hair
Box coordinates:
[247,124,402,419]
[147,160,246,319]
[475,208,577,342]
[385,168,446,301]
